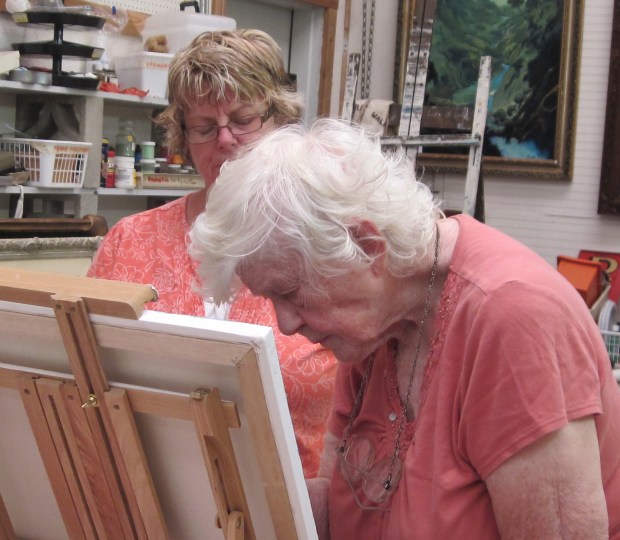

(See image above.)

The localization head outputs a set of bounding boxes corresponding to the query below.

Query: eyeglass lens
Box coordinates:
[185,113,266,143]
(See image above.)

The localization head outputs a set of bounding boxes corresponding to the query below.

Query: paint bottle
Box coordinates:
[114,155,136,189]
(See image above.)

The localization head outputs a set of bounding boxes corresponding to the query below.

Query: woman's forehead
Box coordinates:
[187,85,261,107]
[239,254,301,291]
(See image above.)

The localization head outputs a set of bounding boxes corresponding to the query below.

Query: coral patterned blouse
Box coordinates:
[88,195,337,478]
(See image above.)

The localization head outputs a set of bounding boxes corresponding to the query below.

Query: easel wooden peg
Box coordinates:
[226,511,244,540]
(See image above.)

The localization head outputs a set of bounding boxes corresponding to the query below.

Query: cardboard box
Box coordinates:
[140,173,203,190]
[113,52,174,98]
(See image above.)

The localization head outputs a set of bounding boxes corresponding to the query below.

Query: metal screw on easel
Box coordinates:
[81,394,99,408]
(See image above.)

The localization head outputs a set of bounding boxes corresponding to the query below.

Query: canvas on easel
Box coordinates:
[0,267,318,539]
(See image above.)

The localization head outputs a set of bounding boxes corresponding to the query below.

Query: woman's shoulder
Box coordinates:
[113,196,188,232]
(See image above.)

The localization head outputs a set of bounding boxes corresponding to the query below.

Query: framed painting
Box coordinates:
[599,0,620,214]
[395,0,584,179]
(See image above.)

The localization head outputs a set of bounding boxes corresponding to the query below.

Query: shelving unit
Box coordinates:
[0,186,92,196]
[97,187,194,198]
[0,78,168,106]
[0,79,188,223]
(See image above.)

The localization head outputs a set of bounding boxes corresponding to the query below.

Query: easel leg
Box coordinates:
[17,374,90,539]
[102,387,169,539]
[0,491,16,540]
[52,295,143,538]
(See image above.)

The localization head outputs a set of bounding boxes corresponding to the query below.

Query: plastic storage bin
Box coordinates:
[0,137,91,188]
[141,12,235,55]
[602,329,620,368]
[113,52,174,98]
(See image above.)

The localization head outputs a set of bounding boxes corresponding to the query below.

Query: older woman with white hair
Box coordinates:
[189,118,620,540]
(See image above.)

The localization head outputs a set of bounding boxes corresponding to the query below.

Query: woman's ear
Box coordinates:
[349,219,386,274]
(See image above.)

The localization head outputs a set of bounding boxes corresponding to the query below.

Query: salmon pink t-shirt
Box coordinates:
[328,214,620,538]
[88,195,337,478]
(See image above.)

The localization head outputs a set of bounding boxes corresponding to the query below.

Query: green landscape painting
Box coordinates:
[424,0,565,159]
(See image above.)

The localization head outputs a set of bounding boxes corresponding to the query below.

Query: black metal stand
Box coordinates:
[12,10,105,89]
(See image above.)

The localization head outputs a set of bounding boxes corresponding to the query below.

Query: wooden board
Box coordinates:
[0,267,157,319]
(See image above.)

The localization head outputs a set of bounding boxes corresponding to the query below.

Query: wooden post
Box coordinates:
[102,388,169,539]
[190,387,255,540]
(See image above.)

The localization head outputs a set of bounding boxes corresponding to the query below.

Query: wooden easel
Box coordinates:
[0,268,260,539]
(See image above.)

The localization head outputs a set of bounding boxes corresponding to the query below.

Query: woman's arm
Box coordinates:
[306,431,339,540]
[486,416,609,539]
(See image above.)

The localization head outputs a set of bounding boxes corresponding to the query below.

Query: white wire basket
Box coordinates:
[602,330,620,368]
[0,137,91,188]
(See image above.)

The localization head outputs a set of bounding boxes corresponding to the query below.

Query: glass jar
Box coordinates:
[115,118,136,158]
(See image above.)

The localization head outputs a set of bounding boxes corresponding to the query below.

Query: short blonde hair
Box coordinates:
[156,29,303,159]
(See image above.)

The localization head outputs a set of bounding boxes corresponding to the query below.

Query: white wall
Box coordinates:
[339,0,619,266]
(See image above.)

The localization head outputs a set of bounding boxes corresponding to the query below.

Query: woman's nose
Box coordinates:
[272,298,304,336]
[215,125,238,149]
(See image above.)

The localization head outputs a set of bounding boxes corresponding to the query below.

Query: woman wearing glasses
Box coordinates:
[189,118,620,539]
[88,29,337,479]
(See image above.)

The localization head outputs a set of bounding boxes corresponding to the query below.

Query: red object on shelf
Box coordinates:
[578,250,620,303]
[99,81,122,93]
[99,82,149,98]
[557,255,605,307]
[122,87,149,97]
[105,150,116,188]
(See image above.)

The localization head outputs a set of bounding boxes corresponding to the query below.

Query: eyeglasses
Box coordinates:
[184,109,272,144]
[337,434,403,511]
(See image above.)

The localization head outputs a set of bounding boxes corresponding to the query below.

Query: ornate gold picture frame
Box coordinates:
[395,0,584,179]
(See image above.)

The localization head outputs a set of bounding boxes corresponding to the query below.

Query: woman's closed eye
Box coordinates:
[231,114,259,127]
[189,124,218,136]
[281,288,306,307]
